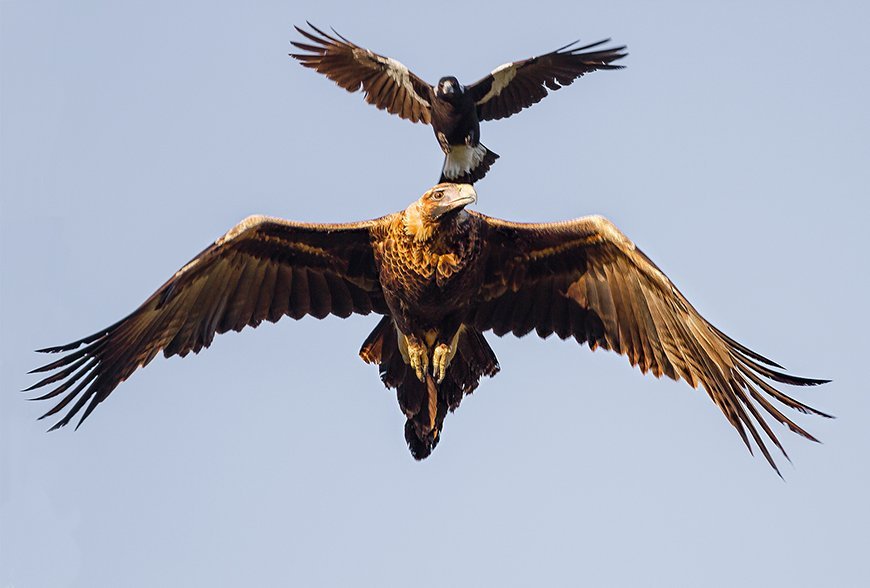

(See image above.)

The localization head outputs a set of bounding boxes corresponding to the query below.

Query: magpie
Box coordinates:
[291,24,626,184]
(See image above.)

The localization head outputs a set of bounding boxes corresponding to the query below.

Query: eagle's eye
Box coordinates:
[431,191,444,201]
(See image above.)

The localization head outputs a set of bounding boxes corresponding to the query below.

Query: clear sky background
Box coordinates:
[2,1,868,586]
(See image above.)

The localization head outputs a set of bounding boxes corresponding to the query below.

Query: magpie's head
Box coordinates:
[436,77,462,100]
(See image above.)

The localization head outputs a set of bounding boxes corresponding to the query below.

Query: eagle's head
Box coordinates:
[436,76,463,101]
[404,183,477,241]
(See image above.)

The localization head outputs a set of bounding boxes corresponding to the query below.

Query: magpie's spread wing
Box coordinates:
[470,40,626,121]
[472,212,829,474]
[27,215,390,430]
[291,23,434,124]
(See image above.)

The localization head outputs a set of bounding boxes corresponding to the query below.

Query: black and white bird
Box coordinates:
[291,24,626,184]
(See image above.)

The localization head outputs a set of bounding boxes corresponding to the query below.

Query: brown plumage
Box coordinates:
[27,184,829,473]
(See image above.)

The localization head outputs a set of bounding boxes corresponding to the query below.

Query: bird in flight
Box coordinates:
[27,184,828,474]
[291,24,626,184]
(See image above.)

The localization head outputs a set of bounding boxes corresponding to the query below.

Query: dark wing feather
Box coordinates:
[471,213,830,475]
[290,23,433,124]
[27,215,390,430]
[470,39,627,122]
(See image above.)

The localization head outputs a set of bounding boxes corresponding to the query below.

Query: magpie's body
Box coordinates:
[429,76,495,183]
[431,77,474,144]
[291,24,626,184]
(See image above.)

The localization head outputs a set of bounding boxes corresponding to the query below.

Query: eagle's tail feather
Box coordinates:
[439,144,499,185]
[359,319,500,459]
[358,315,395,366]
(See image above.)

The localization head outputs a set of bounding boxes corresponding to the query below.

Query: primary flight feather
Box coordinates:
[27,184,828,473]
[291,24,626,184]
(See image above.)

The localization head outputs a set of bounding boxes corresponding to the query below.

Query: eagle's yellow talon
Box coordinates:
[408,343,428,382]
[432,343,451,384]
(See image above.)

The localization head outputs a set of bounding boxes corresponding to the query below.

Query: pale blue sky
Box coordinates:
[2,1,869,586]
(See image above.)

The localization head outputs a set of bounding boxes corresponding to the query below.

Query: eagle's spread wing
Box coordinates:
[27,215,389,430]
[471,213,829,474]
[291,23,434,124]
[470,40,626,122]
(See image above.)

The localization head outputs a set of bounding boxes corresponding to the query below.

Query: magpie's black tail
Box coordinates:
[439,143,499,184]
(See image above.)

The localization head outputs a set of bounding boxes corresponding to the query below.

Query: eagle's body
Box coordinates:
[28,184,829,472]
[291,24,626,184]
[373,195,484,332]
[366,187,494,454]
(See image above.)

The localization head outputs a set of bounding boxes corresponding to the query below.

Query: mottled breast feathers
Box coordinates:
[374,208,482,300]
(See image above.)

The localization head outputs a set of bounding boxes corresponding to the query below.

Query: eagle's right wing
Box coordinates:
[472,212,830,474]
[291,23,434,124]
[27,214,390,430]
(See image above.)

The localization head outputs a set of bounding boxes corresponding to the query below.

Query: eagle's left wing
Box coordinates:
[27,214,389,430]
[471,212,829,474]
[470,39,626,122]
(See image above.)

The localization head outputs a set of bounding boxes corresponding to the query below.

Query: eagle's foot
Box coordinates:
[432,341,458,384]
[407,341,428,382]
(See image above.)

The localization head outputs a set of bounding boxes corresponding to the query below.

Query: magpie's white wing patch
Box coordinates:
[376,54,432,109]
[470,39,627,121]
[474,62,518,106]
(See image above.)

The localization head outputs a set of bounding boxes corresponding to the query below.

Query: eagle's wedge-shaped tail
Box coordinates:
[360,317,499,458]
[439,144,499,185]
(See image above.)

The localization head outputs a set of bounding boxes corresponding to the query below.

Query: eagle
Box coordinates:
[27,183,828,474]
[290,24,626,184]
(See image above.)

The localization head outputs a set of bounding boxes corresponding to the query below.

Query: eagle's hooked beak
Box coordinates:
[450,183,477,207]
[433,183,477,218]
